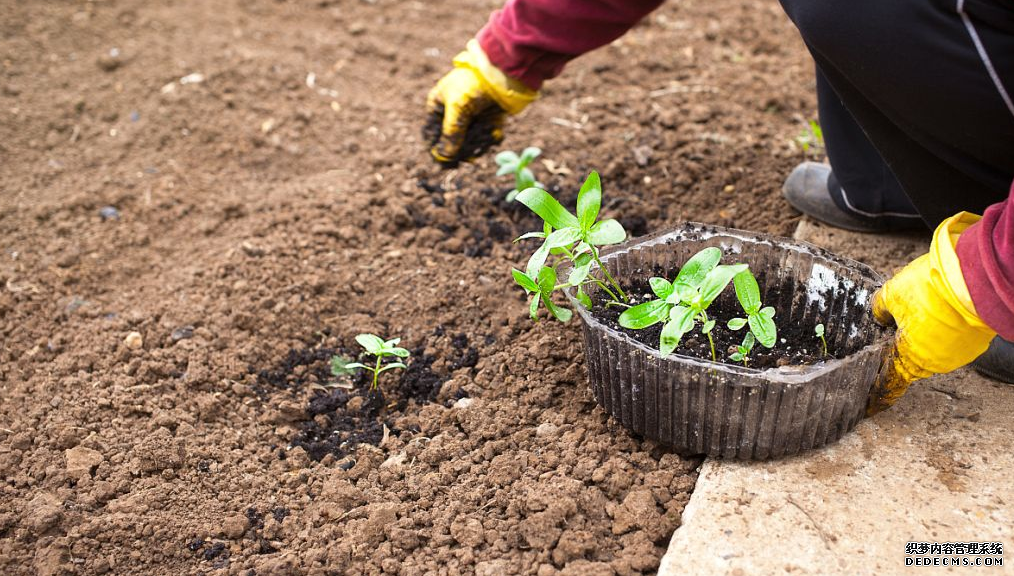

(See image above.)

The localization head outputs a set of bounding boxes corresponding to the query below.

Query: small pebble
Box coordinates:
[99,206,120,220]
[124,331,143,349]
[96,54,122,72]
[171,326,194,342]
[241,241,265,257]
[535,422,558,438]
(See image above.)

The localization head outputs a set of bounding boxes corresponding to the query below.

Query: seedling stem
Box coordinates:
[815,324,828,357]
[591,248,627,303]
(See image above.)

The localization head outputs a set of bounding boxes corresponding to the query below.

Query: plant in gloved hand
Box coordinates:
[815,323,828,357]
[726,269,778,356]
[618,247,748,361]
[495,147,542,202]
[336,334,410,391]
[511,171,628,322]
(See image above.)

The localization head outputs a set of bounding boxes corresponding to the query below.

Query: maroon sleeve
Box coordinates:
[477,0,666,90]
[956,182,1014,340]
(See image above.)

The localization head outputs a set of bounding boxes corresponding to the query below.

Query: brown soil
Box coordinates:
[0,0,817,574]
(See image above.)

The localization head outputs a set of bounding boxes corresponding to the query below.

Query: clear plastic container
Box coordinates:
[564,222,892,459]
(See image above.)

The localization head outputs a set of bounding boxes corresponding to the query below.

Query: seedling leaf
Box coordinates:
[512,269,539,293]
[674,247,723,288]
[378,362,407,372]
[669,305,696,330]
[514,231,546,243]
[545,227,582,249]
[576,171,602,231]
[516,188,579,229]
[649,277,674,299]
[576,286,592,309]
[698,264,748,305]
[748,314,777,348]
[525,241,552,278]
[536,266,558,295]
[342,362,369,370]
[671,282,697,304]
[618,300,669,329]
[386,347,411,358]
[518,167,536,188]
[743,331,756,350]
[495,150,520,165]
[543,298,573,322]
[727,317,747,330]
[586,219,626,245]
[733,270,761,314]
[520,146,541,165]
[659,321,683,357]
[355,333,386,353]
[702,319,716,334]
[568,261,592,286]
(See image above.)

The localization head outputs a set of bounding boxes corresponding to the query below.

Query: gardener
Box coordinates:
[423,0,1014,413]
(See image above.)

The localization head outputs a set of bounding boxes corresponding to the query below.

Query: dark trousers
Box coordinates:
[780,0,1014,228]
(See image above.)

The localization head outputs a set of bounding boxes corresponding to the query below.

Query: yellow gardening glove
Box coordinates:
[868,212,996,414]
[426,39,538,165]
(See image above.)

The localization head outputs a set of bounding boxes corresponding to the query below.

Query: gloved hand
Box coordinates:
[425,39,538,166]
[868,212,996,414]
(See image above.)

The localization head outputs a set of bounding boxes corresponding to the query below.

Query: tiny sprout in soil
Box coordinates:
[511,171,629,322]
[495,147,542,202]
[795,119,824,159]
[335,333,410,391]
[729,331,756,366]
[619,247,749,360]
[815,323,828,357]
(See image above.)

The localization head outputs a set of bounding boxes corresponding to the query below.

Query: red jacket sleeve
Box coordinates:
[477,0,666,90]
[956,182,1014,340]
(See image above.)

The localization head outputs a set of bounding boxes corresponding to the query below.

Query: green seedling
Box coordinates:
[618,247,747,360]
[815,323,828,357]
[339,333,410,391]
[726,269,777,352]
[496,147,542,202]
[511,171,629,322]
[729,331,756,366]
[795,119,824,158]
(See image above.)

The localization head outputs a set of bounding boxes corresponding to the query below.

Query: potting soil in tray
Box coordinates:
[591,273,854,369]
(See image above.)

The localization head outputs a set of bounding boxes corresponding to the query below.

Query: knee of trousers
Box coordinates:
[777,0,856,56]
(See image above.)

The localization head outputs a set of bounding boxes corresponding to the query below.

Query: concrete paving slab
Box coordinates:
[659,218,1013,575]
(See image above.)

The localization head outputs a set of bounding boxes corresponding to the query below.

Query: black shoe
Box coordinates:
[972,336,1014,384]
[783,162,896,233]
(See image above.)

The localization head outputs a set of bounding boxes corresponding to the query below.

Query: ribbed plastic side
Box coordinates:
[566,223,891,460]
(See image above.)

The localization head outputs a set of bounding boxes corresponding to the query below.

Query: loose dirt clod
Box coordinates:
[124,331,144,349]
